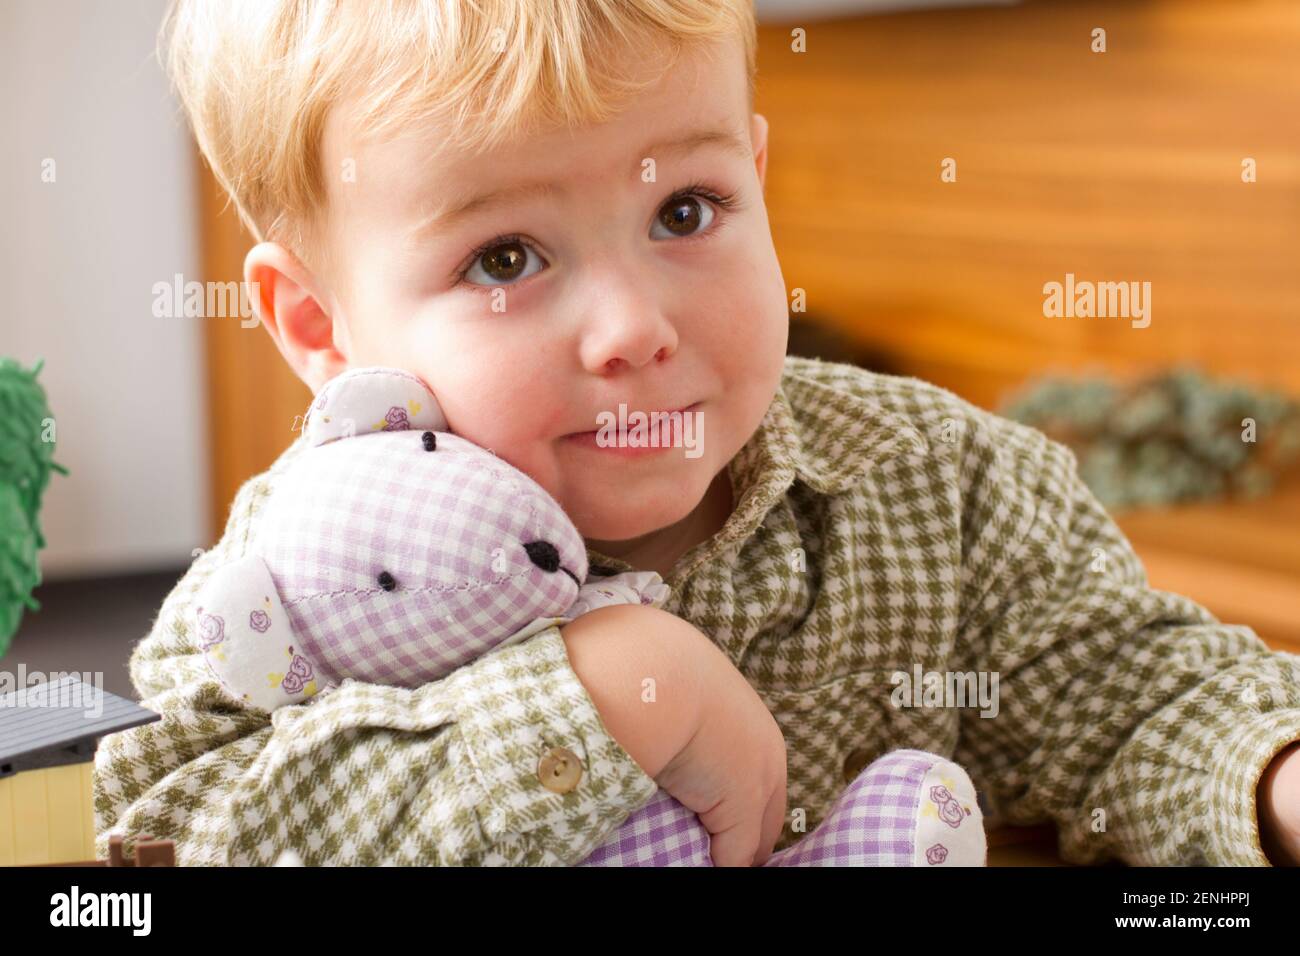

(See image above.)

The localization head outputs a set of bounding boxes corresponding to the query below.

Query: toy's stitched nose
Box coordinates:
[523,541,580,587]
[524,540,559,571]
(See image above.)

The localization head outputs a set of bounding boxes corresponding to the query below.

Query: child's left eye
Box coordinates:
[650,194,716,239]
[649,187,738,241]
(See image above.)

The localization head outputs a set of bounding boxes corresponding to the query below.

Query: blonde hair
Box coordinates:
[160,0,757,267]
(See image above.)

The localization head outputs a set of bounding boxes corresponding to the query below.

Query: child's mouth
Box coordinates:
[564,402,702,457]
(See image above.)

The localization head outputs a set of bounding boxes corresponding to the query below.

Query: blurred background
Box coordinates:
[2,0,1298,710]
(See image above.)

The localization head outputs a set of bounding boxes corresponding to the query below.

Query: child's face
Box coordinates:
[258,37,788,545]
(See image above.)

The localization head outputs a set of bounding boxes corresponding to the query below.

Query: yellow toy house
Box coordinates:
[0,675,159,866]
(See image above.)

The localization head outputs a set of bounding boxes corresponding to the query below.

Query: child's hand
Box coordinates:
[653,641,788,867]
[562,604,788,866]
[1258,741,1300,865]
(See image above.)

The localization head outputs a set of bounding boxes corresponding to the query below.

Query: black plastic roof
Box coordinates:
[0,675,160,777]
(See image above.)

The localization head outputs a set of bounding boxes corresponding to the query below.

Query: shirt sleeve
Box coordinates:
[949,409,1300,866]
[92,438,659,866]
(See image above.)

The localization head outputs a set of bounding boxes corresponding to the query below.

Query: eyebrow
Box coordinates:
[639,126,753,166]
[406,125,752,243]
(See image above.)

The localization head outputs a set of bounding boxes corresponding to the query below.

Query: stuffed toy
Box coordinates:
[192,366,986,866]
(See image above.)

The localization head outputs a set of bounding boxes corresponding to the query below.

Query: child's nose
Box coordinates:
[574,277,678,372]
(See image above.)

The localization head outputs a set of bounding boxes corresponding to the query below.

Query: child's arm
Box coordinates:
[564,604,789,866]
[92,437,661,865]
[948,409,1300,866]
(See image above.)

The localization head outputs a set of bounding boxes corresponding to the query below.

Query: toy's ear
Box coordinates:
[191,553,322,712]
[304,366,448,447]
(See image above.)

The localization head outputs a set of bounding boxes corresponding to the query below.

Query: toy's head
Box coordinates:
[193,367,586,711]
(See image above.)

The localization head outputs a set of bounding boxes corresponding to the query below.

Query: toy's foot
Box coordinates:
[763,749,986,866]
[911,751,986,866]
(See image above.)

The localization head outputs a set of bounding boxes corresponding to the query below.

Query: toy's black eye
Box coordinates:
[422,431,436,451]
[377,571,397,591]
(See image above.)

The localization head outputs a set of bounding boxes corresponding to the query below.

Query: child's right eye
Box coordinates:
[459,234,547,287]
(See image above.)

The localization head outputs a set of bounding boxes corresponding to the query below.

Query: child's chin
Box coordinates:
[576,501,697,544]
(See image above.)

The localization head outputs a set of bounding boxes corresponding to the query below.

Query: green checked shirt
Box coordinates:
[93,355,1300,865]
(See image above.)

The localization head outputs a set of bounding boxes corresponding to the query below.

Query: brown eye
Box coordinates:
[650,193,719,241]
[463,237,544,287]
[480,241,527,281]
[657,196,702,236]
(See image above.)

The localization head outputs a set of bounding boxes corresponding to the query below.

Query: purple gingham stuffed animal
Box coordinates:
[192,367,986,866]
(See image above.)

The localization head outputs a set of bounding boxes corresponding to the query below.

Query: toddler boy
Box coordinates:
[93,0,1300,865]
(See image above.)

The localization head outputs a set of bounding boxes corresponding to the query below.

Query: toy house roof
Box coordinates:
[0,675,159,777]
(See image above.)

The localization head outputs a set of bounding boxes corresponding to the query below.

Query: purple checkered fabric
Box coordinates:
[258,430,587,687]
[579,748,938,866]
[762,749,934,866]
[576,790,711,866]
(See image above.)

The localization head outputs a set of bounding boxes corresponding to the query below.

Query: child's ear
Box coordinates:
[244,241,350,395]
[750,112,770,190]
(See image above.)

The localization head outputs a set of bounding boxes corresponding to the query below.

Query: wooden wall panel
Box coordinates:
[755,0,1300,411]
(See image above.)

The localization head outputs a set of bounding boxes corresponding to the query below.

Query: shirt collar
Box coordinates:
[586,364,928,587]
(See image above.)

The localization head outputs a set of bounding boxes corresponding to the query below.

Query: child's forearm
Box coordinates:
[562,604,789,866]
[561,604,703,779]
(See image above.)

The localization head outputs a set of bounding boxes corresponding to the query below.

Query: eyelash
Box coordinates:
[451,181,743,288]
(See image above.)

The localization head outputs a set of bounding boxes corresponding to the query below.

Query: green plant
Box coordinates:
[999,366,1300,510]
[0,358,68,658]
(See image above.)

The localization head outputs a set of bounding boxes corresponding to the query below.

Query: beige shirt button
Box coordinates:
[538,746,584,794]
[842,746,874,785]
